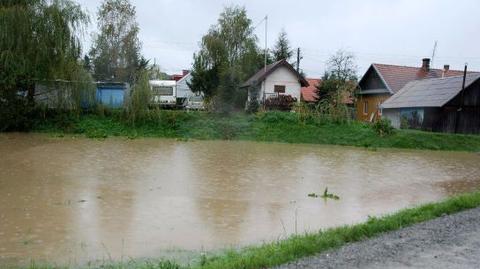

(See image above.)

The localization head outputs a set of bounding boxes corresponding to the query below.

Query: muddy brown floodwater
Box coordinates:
[1,133,480,267]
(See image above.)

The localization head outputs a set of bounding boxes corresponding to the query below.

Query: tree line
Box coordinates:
[1,0,358,130]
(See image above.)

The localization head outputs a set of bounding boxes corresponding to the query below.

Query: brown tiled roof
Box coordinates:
[301,78,321,102]
[241,59,309,88]
[372,63,473,94]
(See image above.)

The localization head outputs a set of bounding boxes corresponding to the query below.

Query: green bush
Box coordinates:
[0,92,34,131]
[264,95,297,111]
[246,99,259,114]
[315,100,351,124]
[400,116,409,129]
[372,118,395,137]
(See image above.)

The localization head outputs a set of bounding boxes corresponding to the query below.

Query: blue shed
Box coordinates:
[96,82,129,108]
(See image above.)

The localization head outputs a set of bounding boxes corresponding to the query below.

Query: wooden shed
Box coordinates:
[382,73,480,134]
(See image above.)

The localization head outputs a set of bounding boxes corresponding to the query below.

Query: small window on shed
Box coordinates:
[363,101,368,115]
[377,102,383,115]
[274,85,286,94]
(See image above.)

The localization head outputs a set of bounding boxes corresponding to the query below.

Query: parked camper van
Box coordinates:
[149,80,177,107]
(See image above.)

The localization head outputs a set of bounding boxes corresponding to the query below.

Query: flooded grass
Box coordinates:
[31,111,480,152]
[190,191,480,269]
[13,191,480,269]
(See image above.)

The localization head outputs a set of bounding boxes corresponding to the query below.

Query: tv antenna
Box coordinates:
[431,41,438,67]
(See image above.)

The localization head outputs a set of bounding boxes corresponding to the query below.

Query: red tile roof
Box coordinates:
[372,63,472,93]
[301,78,321,102]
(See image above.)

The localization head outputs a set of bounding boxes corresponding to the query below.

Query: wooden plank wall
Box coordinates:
[426,80,480,134]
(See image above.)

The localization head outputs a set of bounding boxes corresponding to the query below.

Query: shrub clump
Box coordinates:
[372,118,395,137]
[264,95,297,111]
[246,97,260,114]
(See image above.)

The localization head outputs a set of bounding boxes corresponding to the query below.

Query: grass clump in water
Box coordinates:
[308,187,340,200]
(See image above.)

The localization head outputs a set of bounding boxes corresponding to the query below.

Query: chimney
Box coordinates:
[421,58,431,72]
[182,70,189,76]
[442,64,450,78]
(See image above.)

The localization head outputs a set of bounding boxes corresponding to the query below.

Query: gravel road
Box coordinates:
[274,207,480,269]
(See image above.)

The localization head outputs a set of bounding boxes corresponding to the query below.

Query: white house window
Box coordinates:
[274,85,286,94]
[363,101,368,115]
[377,102,383,115]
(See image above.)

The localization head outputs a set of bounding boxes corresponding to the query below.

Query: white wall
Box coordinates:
[260,66,301,101]
[383,108,401,129]
[176,73,193,98]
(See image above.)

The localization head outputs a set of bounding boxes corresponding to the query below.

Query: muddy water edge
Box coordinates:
[1,133,480,267]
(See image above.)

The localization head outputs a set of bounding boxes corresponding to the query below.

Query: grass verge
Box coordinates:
[28,111,480,152]
[18,191,480,269]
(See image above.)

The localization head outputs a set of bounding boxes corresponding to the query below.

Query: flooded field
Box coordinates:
[1,133,480,266]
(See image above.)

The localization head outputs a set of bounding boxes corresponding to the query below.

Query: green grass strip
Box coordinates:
[29,111,480,152]
[18,191,480,269]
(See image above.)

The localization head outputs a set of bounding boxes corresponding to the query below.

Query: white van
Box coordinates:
[185,94,205,110]
[149,80,177,107]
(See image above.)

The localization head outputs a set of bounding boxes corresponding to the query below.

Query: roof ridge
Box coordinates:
[405,72,480,83]
[372,63,477,73]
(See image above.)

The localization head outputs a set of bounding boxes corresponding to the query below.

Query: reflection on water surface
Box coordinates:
[1,133,479,266]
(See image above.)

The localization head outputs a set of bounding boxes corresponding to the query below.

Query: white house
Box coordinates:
[241,59,309,103]
[176,72,192,99]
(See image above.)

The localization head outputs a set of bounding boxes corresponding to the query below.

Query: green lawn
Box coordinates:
[31,110,480,152]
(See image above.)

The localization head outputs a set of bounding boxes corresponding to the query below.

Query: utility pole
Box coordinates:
[296,47,301,72]
[455,63,468,133]
[262,15,268,109]
[264,15,268,73]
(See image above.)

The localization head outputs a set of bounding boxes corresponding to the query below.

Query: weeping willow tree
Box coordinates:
[0,0,90,130]
[126,70,151,125]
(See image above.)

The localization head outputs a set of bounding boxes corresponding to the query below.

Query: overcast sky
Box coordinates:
[77,0,480,78]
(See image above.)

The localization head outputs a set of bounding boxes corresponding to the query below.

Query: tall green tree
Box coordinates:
[0,0,89,130]
[89,0,142,83]
[315,50,358,103]
[189,6,263,112]
[272,29,293,62]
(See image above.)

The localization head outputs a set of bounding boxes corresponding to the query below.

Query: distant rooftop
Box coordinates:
[301,78,321,102]
[360,58,478,94]
[382,73,480,109]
